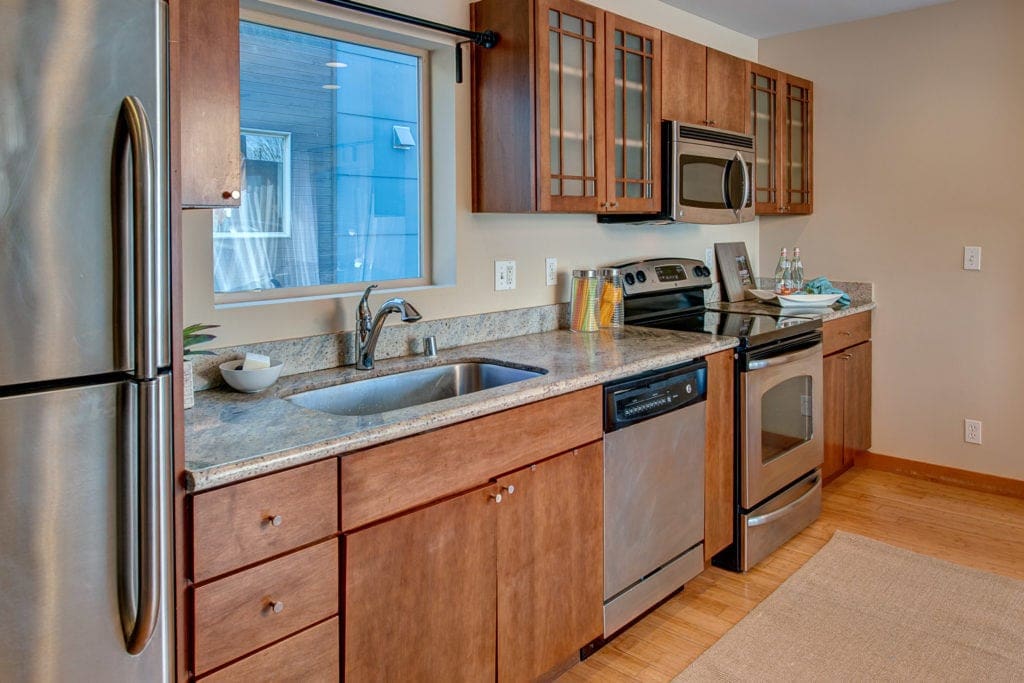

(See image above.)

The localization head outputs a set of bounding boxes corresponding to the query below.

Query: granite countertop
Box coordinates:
[705,295,876,320]
[185,327,738,492]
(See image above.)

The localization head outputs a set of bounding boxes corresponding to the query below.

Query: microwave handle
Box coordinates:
[729,151,751,218]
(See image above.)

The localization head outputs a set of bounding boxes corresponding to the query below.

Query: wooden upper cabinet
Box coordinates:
[706,49,750,134]
[471,0,659,214]
[176,0,241,208]
[603,14,661,214]
[661,34,748,135]
[750,62,813,215]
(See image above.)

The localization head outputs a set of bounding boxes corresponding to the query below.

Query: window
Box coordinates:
[214,20,428,297]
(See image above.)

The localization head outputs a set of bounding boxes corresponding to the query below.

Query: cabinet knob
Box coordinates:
[489,492,502,504]
[708,120,716,127]
[610,202,618,208]
[267,514,283,527]
[501,485,515,496]
[839,331,852,336]
[223,190,241,200]
[269,601,284,614]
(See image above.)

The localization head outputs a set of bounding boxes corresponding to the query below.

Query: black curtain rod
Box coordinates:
[313,0,499,48]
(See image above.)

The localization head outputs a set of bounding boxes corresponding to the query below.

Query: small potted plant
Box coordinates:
[183,323,219,409]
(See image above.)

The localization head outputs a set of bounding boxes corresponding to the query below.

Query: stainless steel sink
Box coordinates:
[285,361,547,416]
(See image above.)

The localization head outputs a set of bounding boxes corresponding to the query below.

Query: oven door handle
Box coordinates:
[747,473,821,527]
[746,343,822,371]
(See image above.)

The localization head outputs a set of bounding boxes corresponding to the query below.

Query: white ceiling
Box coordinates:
[660,0,954,38]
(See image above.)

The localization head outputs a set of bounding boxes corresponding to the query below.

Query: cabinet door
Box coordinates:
[822,353,846,482]
[704,349,735,561]
[843,341,872,465]
[604,14,661,213]
[496,444,603,681]
[177,0,241,208]
[537,0,606,212]
[660,32,706,127]
[750,63,781,215]
[344,485,498,682]
[783,73,813,214]
[706,48,749,134]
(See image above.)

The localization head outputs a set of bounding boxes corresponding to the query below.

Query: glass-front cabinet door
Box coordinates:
[536,0,605,212]
[749,63,813,215]
[785,74,813,213]
[603,14,660,213]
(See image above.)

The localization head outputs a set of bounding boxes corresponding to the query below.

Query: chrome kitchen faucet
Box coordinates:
[356,284,422,370]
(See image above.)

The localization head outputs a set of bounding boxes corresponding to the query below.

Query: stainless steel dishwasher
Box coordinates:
[602,360,707,636]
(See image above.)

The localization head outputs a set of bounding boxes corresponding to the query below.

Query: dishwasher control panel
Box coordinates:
[604,361,707,432]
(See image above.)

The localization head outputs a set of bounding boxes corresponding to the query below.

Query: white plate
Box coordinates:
[776,292,842,307]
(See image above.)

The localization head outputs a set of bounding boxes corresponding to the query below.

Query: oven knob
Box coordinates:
[636,271,647,283]
[624,272,636,286]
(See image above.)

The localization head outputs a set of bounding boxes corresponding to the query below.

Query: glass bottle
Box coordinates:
[773,247,790,294]
[791,247,805,291]
[569,269,600,332]
[598,268,624,328]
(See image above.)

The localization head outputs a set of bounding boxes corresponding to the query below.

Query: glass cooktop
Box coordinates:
[633,309,821,348]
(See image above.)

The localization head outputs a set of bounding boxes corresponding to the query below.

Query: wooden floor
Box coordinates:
[560,466,1024,682]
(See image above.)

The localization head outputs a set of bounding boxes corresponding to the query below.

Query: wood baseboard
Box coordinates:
[855,451,1024,499]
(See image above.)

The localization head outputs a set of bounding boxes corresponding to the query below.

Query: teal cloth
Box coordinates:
[803,276,851,306]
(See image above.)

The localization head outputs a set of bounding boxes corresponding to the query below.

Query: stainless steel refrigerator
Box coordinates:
[0,1,173,680]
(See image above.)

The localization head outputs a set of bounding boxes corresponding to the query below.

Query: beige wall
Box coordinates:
[183,0,758,348]
[758,0,1024,479]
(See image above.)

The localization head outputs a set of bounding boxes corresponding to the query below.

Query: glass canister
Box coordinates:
[598,268,624,328]
[569,269,600,332]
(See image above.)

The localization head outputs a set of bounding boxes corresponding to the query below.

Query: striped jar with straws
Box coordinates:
[569,269,600,332]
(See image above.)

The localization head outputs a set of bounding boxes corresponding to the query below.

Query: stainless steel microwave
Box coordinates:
[599,121,755,225]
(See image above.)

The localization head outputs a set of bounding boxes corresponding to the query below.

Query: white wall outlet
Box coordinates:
[545,257,558,286]
[704,247,715,275]
[963,246,982,271]
[494,259,516,291]
[964,418,983,445]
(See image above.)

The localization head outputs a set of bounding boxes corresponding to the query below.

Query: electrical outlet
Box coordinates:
[963,246,982,271]
[494,259,516,291]
[964,418,982,445]
[545,257,558,286]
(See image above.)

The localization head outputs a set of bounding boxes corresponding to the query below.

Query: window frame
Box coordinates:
[214,9,433,305]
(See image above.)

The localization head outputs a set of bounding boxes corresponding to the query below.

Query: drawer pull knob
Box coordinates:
[490,493,502,504]
[839,331,852,336]
[270,601,285,614]
[501,485,515,496]
[223,189,241,200]
[268,514,283,527]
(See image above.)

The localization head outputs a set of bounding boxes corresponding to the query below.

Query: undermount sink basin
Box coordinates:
[285,361,547,417]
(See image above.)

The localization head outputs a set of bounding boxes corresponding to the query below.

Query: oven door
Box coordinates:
[671,141,753,224]
[739,341,823,509]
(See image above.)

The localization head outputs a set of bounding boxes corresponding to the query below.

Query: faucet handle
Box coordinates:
[357,284,377,324]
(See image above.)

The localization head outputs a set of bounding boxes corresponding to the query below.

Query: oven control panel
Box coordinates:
[611,258,713,297]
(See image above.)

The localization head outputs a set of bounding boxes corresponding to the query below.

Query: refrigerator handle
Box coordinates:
[118,379,164,655]
[114,96,160,381]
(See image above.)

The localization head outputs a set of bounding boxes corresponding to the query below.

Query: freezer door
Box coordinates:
[0,380,172,681]
[0,0,168,386]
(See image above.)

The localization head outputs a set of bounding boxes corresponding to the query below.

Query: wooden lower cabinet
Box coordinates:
[496,443,603,681]
[823,340,872,482]
[344,444,604,682]
[344,483,498,681]
[703,349,735,561]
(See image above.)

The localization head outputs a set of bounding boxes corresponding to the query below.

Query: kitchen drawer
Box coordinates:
[193,539,339,675]
[823,311,871,356]
[192,458,338,582]
[198,618,340,682]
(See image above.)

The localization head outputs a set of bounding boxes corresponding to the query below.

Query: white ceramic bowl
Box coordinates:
[219,359,285,393]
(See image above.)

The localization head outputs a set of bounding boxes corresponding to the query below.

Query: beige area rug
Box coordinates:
[675,531,1024,681]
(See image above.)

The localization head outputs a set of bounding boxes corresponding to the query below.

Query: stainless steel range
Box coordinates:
[614,257,825,572]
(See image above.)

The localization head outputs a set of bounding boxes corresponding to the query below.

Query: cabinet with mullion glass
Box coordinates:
[470,0,660,215]
[749,62,813,215]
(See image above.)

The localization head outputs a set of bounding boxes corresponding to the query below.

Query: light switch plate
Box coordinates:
[963,246,982,271]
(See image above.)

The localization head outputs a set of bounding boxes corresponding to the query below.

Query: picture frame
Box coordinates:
[715,242,756,302]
